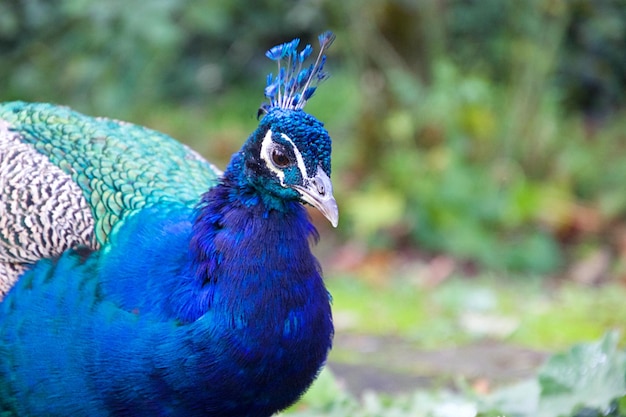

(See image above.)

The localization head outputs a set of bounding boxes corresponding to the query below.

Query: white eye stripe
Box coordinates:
[260,130,285,184]
[260,129,309,186]
[278,133,308,180]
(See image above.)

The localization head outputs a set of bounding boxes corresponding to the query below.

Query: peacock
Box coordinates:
[0,32,337,416]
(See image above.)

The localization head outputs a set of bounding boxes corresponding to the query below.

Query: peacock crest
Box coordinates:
[262,31,335,112]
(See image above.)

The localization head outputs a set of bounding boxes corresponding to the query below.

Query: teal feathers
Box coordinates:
[0,102,220,245]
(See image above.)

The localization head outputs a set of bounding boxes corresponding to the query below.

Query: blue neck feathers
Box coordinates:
[91,149,333,415]
[172,149,322,317]
[168,153,333,413]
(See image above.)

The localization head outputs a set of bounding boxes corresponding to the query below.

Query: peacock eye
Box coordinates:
[271,148,291,168]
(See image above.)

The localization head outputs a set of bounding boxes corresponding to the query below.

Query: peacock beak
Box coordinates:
[293,166,339,228]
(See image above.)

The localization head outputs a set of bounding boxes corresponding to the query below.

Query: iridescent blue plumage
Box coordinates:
[263,31,335,111]
[0,32,337,416]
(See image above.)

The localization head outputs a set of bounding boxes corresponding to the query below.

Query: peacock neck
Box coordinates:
[153,158,333,414]
[176,153,326,326]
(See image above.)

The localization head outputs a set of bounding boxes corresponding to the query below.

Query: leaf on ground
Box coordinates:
[536,331,626,417]
[480,378,541,417]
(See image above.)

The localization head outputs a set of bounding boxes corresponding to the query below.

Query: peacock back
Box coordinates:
[0,101,221,295]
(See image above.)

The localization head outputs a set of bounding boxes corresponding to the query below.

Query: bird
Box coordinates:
[0,31,338,417]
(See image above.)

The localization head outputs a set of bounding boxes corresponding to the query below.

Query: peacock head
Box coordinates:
[238,32,338,227]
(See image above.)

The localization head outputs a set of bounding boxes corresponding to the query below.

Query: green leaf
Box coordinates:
[537,332,626,417]
[480,333,626,417]
[481,378,541,417]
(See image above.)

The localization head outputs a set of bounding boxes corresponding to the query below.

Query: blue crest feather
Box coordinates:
[263,31,335,111]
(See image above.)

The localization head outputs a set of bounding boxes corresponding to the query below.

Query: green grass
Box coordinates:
[283,278,626,417]
[326,273,626,351]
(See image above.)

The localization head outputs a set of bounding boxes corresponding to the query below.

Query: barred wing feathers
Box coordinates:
[0,102,221,296]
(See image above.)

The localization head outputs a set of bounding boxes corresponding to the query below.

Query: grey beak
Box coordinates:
[293,166,339,227]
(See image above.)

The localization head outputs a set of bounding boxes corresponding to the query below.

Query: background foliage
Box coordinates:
[3,0,625,275]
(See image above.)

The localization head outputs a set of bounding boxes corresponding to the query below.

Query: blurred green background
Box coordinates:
[3,0,626,413]
[3,0,626,276]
